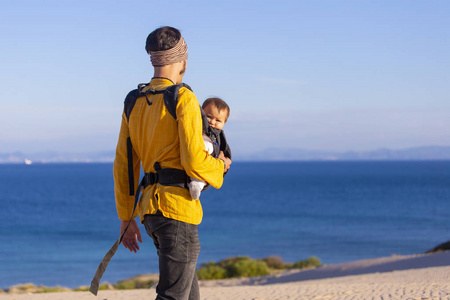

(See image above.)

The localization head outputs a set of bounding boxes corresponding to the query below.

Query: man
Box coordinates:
[113,26,231,300]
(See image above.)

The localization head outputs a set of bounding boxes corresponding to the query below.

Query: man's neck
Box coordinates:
[153,66,181,84]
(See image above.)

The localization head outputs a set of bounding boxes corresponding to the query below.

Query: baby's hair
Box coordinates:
[202,97,230,121]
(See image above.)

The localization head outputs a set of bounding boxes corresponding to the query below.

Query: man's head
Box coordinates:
[202,98,230,130]
[145,26,188,83]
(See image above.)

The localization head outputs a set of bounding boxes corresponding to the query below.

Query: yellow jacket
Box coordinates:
[113,78,225,225]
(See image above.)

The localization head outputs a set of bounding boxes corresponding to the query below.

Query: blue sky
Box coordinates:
[1,0,449,156]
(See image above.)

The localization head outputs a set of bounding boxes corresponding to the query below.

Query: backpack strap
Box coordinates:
[124,84,168,122]
[124,89,140,122]
[163,83,193,119]
[125,83,193,122]
[126,137,135,196]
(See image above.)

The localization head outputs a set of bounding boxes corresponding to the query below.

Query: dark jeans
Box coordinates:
[143,212,200,300]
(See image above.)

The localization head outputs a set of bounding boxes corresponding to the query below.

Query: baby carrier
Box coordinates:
[123,83,231,196]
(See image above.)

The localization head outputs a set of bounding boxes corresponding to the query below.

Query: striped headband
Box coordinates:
[150,36,189,67]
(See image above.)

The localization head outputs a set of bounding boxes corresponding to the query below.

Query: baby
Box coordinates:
[189,97,230,199]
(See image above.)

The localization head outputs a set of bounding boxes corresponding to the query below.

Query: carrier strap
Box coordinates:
[90,181,142,295]
[126,137,135,196]
[163,83,192,119]
[89,165,189,295]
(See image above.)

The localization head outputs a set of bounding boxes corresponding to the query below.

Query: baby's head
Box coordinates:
[202,98,230,130]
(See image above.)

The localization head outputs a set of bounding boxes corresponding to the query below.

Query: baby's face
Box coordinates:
[203,104,227,130]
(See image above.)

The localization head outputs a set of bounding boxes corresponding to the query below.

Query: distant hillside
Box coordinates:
[238,146,450,161]
[1,146,450,163]
[0,151,115,164]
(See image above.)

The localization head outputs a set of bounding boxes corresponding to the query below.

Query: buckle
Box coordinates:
[141,172,158,188]
[149,172,158,185]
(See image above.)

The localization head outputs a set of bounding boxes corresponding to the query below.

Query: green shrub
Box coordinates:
[99,283,112,290]
[292,256,321,269]
[262,255,286,269]
[196,262,227,280]
[225,259,270,278]
[5,284,71,294]
[114,279,155,290]
[196,255,322,280]
[35,286,70,293]
[197,257,270,279]
[216,256,251,268]
[73,282,114,291]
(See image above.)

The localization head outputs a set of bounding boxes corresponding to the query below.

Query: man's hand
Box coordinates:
[120,219,143,253]
[218,151,231,173]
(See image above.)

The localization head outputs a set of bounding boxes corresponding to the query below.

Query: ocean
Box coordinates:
[0,161,449,289]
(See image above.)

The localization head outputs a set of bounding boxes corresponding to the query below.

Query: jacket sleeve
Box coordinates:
[113,112,141,221]
[177,88,225,189]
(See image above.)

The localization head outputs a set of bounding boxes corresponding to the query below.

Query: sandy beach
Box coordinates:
[2,251,450,300]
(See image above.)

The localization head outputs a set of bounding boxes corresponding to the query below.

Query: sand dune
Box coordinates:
[2,251,450,300]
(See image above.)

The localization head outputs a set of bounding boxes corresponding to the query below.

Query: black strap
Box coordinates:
[163,83,192,119]
[126,137,134,196]
[90,179,143,295]
[141,88,165,105]
[124,89,140,122]
[124,84,167,122]
[155,168,190,189]
[140,172,158,188]
[140,166,190,190]
[89,166,190,295]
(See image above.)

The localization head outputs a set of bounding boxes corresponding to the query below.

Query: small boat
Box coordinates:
[24,159,32,165]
